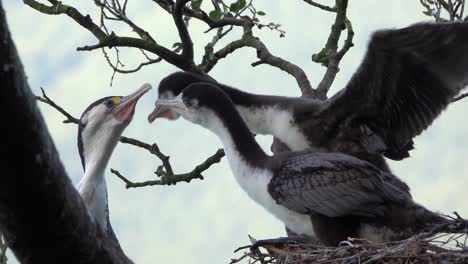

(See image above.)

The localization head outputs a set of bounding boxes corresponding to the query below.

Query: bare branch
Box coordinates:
[102,47,162,75]
[420,0,466,22]
[303,0,337,12]
[24,0,107,40]
[200,37,248,73]
[110,148,224,188]
[119,137,175,175]
[173,0,195,61]
[200,27,232,70]
[24,0,197,72]
[153,0,247,31]
[243,27,316,97]
[315,0,352,99]
[75,33,190,68]
[35,88,80,124]
[336,17,354,60]
[199,19,315,95]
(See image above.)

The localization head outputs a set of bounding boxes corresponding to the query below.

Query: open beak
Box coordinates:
[148,96,187,123]
[112,83,152,121]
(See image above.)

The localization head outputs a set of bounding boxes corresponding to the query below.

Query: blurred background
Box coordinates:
[5,1,468,263]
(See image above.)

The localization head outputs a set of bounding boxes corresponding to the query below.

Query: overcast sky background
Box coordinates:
[5,1,468,263]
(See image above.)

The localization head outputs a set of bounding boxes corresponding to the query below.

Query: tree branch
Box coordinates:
[153,0,248,30]
[199,19,315,96]
[110,148,224,188]
[336,17,354,60]
[102,48,163,75]
[119,137,175,176]
[173,0,195,61]
[35,88,80,124]
[200,36,248,72]
[76,33,191,68]
[314,0,352,99]
[24,0,197,71]
[245,33,316,97]
[303,0,337,12]
[24,0,107,40]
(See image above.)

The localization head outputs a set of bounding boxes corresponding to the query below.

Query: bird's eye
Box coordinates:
[104,100,114,108]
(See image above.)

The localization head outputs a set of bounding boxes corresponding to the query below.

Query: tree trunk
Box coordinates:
[0,3,132,264]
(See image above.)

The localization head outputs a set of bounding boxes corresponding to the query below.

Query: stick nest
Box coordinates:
[231,214,468,264]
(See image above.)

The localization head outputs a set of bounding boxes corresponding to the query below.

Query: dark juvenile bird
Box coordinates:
[148,22,468,172]
[150,82,447,246]
[76,84,151,236]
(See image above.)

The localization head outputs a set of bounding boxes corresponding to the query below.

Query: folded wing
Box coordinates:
[268,153,412,218]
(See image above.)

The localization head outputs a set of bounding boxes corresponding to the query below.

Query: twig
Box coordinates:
[110,148,224,188]
[35,87,80,124]
[24,0,195,72]
[119,137,174,175]
[303,0,337,12]
[153,0,247,30]
[200,36,248,73]
[102,47,162,75]
[238,23,315,97]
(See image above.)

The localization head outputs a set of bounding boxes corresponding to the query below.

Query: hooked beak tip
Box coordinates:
[148,113,156,123]
[112,83,152,122]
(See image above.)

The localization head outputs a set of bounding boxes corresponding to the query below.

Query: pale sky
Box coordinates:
[5,1,468,263]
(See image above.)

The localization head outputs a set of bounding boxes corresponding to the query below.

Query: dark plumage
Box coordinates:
[152,82,447,246]
[151,21,468,173]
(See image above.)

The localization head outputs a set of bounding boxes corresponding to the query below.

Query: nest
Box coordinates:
[231,215,468,264]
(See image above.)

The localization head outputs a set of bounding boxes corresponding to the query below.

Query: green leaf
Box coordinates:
[209,10,222,20]
[257,11,266,16]
[230,0,246,13]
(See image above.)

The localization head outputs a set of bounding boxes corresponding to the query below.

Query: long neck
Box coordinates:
[77,149,112,230]
[208,103,269,167]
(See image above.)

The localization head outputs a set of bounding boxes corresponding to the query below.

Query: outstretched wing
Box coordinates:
[316,22,468,160]
[268,153,411,218]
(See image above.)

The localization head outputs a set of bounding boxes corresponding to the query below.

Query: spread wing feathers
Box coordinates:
[268,153,412,218]
[320,22,468,160]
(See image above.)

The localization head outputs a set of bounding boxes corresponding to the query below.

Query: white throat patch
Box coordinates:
[236,106,309,151]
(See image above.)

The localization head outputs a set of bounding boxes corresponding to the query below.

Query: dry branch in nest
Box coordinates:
[232,214,468,264]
